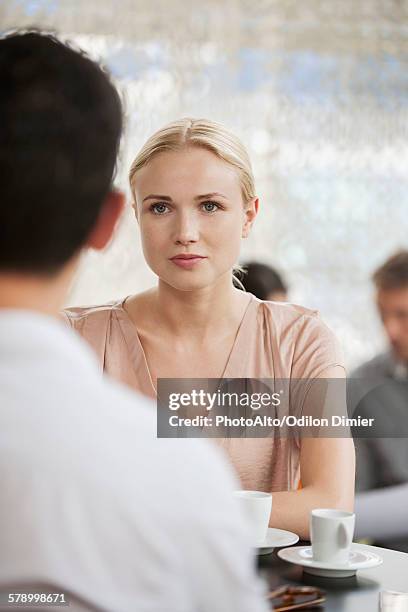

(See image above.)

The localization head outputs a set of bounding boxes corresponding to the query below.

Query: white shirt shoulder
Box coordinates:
[0,311,267,612]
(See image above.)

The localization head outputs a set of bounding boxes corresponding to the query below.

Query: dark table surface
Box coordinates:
[258,543,408,611]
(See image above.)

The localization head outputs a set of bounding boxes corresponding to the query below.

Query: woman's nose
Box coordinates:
[173,212,199,245]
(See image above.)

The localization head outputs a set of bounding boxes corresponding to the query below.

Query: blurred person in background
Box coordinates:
[0,31,268,611]
[352,251,408,552]
[65,117,355,540]
[240,261,288,302]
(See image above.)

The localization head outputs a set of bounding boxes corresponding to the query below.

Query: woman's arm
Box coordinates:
[269,365,355,540]
[269,437,355,540]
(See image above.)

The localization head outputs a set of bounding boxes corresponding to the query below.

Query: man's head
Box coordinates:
[0,30,124,277]
[241,262,288,302]
[373,250,408,363]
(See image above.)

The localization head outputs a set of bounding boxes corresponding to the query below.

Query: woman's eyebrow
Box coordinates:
[142,194,172,203]
[142,192,228,203]
[194,192,227,200]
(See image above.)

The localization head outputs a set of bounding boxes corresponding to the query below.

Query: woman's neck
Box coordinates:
[147,274,251,342]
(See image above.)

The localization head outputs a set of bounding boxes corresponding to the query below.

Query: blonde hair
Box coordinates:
[129,117,255,205]
[129,118,256,290]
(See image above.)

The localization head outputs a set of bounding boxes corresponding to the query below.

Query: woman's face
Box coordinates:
[133,146,258,291]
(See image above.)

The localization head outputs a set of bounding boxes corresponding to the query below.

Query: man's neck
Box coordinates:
[0,267,74,317]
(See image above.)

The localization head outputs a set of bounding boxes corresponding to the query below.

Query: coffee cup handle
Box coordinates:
[338,524,351,549]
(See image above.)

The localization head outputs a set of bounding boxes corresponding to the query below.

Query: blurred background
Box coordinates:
[2,0,408,369]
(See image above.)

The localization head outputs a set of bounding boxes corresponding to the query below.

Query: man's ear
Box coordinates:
[85,190,125,250]
[242,197,259,238]
[131,200,139,222]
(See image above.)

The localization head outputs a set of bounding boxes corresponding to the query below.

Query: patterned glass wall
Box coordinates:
[2,0,408,368]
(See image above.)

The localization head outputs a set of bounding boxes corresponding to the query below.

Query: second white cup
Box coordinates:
[310,508,355,565]
[234,490,272,546]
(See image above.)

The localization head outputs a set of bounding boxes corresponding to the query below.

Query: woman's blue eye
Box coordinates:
[151,203,169,214]
[201,201,220,213]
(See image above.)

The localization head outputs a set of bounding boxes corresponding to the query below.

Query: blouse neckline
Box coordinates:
[115,293,257,396]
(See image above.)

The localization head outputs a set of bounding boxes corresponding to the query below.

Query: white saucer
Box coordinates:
[257,528,299,555]
[278,545,383,577]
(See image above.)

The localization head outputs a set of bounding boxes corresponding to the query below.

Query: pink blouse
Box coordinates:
[63,295,344,493]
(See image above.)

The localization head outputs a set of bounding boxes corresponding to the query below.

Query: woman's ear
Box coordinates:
[242,197,259,238]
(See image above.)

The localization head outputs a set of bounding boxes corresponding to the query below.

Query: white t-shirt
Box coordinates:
[0,311,268,612]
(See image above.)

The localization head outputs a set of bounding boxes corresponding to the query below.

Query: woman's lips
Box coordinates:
[170,255,207,269]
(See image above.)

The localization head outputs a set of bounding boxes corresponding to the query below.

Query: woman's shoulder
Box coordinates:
[256,296,338,341]
[254,297,320,328]
[62,298,130,365]
[253,297,344,375]
[62,298,125,332]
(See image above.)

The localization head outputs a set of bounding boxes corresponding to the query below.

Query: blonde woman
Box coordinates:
[64,118,355,539]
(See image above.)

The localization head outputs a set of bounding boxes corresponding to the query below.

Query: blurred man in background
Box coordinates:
[353,251,408,552]
[364,251,408,376]
[241,261,288,301]
[0,30,267,611]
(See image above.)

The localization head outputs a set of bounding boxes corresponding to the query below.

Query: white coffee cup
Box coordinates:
[234,490,272,546]
[379,590,408,611]
[310,508,355,565]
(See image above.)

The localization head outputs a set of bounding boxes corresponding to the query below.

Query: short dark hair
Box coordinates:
[0,30,122,274]
[373,250,408,291]
[241,262,287,300]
